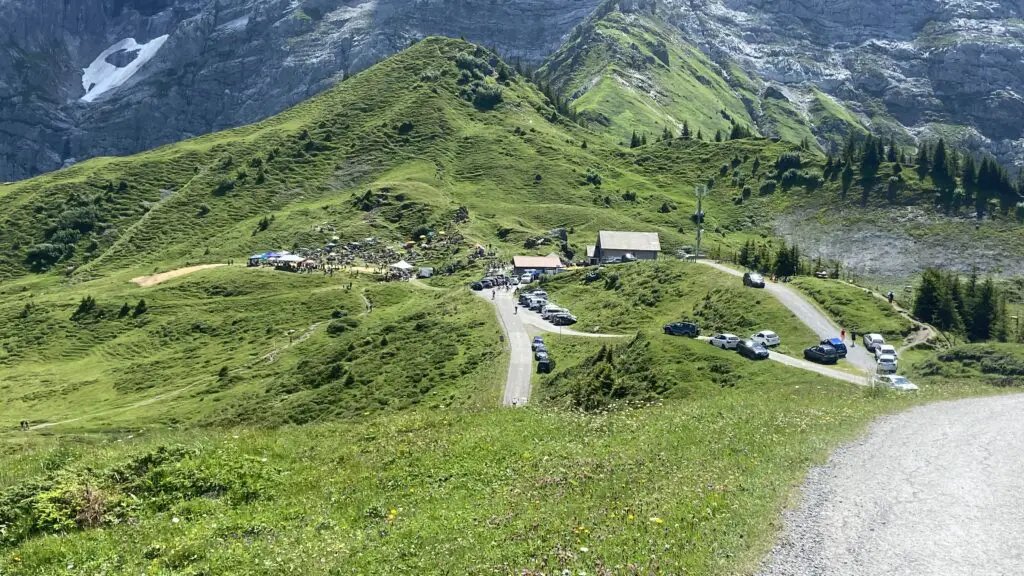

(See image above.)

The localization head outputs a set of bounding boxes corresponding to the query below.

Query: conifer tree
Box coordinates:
[681,121,691,140]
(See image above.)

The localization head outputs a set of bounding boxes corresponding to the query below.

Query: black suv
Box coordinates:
[804,345,839,364]
[743,272,766,288]
[663,321,700,337]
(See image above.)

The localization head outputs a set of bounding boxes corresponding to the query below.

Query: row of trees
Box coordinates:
[832,133,1023,217]
[913,268,1013,343]
[734,240,804,277]
[630,119,754,148]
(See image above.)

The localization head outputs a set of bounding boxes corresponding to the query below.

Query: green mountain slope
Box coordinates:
[538,5,878,151]
[539,7,757,143]
[0,35,1015,575]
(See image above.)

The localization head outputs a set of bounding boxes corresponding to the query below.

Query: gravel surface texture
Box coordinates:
[759,394,1024,576]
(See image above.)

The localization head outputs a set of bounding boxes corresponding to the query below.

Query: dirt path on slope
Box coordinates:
[131,264,225,287]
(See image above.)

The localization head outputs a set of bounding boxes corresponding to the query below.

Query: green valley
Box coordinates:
[0,26,1022,576]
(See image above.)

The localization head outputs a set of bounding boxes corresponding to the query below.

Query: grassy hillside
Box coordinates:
[539,8,758,144]
[0,33,1019,575]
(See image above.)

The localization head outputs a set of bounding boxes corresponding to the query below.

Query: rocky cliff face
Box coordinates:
[0,0,601,181]
[661,0,1024,165]
[2,0,1023,181]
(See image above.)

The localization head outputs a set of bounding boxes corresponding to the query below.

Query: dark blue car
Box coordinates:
[822,337,848,358]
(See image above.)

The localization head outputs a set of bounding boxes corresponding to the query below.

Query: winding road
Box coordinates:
[697,260,877,373]
[759,394,1024,576]
[480,289,620,407]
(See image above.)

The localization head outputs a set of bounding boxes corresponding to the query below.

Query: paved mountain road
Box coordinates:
[759,394,1024,576]
[696,260,876,373]
[479,289,622,407]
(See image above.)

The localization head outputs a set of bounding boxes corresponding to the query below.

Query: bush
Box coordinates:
[471,84,503,110]
[775,152,802,174]
[327,317,359,336]
[213,179,236,196]
[197,203,210,217]
[133,299,148,317]
[71,296,98,321]
[780,168,799,188]
[759,180,777,195]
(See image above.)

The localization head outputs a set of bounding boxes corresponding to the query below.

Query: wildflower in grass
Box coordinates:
[649,517,664,524]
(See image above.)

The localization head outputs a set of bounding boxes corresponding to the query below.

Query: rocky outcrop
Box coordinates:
[661,0,1024,166]
[0,0,601,181]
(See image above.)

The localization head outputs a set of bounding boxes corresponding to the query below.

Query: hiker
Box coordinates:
[492,290,496,300]
[19,420,28,431]
[887,291,895,305]
[851,330,857,347]
[841,329,846,341]
[514,305,518,315]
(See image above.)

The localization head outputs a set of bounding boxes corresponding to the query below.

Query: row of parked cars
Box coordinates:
[532,336,555,373]
[470,274,518,291]
[663,320,783,362]
[519,289,578,326]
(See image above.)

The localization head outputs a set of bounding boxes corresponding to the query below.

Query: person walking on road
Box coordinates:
[514,305,518,315]
[887,290,895,305]
[841,329,846,341]
[851,330,857,347]
[491,290,496,300]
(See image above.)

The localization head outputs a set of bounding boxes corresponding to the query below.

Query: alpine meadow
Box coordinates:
[1,2,1024,574]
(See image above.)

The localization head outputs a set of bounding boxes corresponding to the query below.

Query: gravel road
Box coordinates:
[759,394,1024,576]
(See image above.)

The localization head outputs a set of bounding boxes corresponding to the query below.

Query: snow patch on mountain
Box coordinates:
[80,35,169,103]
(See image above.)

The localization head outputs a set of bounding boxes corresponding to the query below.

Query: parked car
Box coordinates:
[531,336,545,351]
[537,357,556,374]
[663,322,700,337]
[535,347,549,361]
[815,270,829,279]
[541,305,565,319]
[752,330,780,347]
[521,274,533,284]
[876,354,898,373]
[822,337,848,358]
[804,344,839,364]
[531,290,549,300]
[743,272,766,288]
[874,344,898,360]
[510,278,520,286]
[471,282,483,291]
[737,339,770,360]
[529,299,547,312]
[863,333,885,352]
[873,374,919,391]
[710,334,741,350]
[481,279,493,289]
[518,294,531,305]
[550,313,578,326]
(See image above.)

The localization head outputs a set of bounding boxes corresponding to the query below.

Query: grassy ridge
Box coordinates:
[791,277,915,339]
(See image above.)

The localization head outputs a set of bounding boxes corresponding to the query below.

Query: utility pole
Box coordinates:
[694,185,708,260]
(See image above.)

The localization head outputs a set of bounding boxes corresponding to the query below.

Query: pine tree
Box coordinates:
[696,129,703,141]
[969,278,997,342]
[932,138,950,189]
[961,155,977,206]
[887,136,898,163]
[630,130,641,148]
[714,130,722,142]
[915,144,930,177]
[640,132,648,146]
[662,126,673,141]
[913,268,943,325]
[681,121,691,140]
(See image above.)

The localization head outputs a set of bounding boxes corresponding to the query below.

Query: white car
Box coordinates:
[874,344,898,360]
[521,274,533,284]
[863,333,885,352]
[873,375,919,392]
[752,330,781,347]
[876,354,898,374]
[710,334,741,350]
